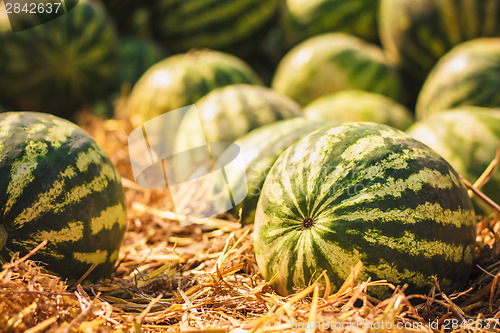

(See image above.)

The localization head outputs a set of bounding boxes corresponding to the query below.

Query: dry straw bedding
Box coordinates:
[2,109,500,332]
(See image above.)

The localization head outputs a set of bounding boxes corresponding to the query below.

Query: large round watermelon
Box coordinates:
[254,122,476,297]
[0,112,127,282]
[0,0,119,117]
[379,0,500,81]
[281,0,380,48]
[272,33,404,107]
[304,90,413,130]
[149,0,280,55]
[407,107,500,214]
[416,38,500,119]
[125,49,263,126]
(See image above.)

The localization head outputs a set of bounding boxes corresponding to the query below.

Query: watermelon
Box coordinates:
[174,84,303,148]
[149,0,280,55]
[220,118,335,224]
[117,38,165,87]
[281,0,380,48]
[170,84,303,187]
[0,0,119,118]
[304,90,413,130]
[0,112,127,282]
[379,0,500,81]
[407,107,500,214]
[416,38,500,119]
[254,122,476,297]
[125,49,263,126]
[271,33,404,107]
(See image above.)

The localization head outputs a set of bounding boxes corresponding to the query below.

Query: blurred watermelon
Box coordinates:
[0,0,119,118]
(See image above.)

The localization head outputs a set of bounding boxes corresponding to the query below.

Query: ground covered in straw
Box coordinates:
[2,107,500,332]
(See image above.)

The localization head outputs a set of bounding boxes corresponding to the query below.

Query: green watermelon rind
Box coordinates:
[254,122,476,298]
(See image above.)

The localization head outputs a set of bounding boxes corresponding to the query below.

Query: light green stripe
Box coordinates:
[336,168,458,210]
[361,229,472,263]
[73,249,108,265]
[281,153,306,220]
[76,146,105,172]
[334,201,474,228]
[109,249,119,263]
[341,135,385,161]
[5,141,48,216]
[33,221,84,243]
[363,259,429,288]
[90,203,126,235]
[27,122,47,136]
[46,119,78,149]
[166,0,256,31]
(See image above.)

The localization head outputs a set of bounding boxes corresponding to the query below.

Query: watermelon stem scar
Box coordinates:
[303,217,314,229]
[0,224,6,252]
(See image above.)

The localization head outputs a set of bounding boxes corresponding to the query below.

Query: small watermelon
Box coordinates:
[304,90,413,130]
[407,107,500,214]
[379,0,500,81]
[281,0,380,48]
[0,112,127,282]
[0,0,119,118]
[254,122,476,297]
[416,38,500,119]
[272,33,404,107]
[149,0,280,56]
[125,49,263,126]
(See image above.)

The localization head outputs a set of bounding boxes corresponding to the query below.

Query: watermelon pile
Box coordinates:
[2,0,500,302]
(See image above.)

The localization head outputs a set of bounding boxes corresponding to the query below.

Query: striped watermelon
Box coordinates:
[254,122,476,297]
[379,0,500,81]
[304,90,413,130]
[416,38,500,119]
[0,112,127,282]
[174,84,303,147]
[126,49,263,126]
[407,107,500,214]
[271,33,404,107]
[0,0,119,117]
[224,118,335,224]
[281,0,380,48]
[149,0,280,55]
